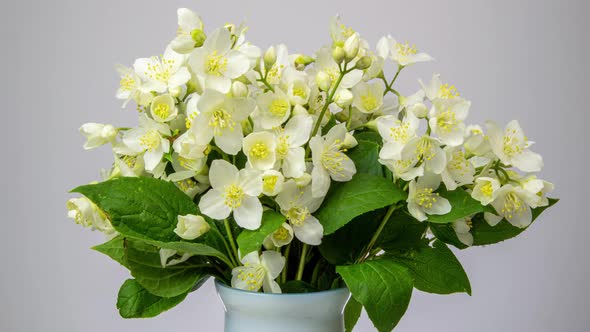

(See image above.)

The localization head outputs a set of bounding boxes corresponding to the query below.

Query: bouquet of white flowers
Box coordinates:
[67,8,556,331]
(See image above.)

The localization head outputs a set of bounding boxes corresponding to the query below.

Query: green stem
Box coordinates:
[224,219,240,266]
[358,204,397,263]
[310,260,323,287]
[295,244,309,281]
[257,70,275,93]
[390,65,403,86]
[310,64,349,139]
[345,106,353,130]
[281,243,291,284]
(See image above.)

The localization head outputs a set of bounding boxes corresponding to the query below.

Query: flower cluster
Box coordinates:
[68,8,554,300]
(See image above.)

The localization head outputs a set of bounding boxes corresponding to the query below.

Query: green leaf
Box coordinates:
[353,130,383,145]
[72,177,197,242]
[316,174,406,235]
[388,241,471,295]
[116,279,188,318]
[72,177,228,261]
[427,189,490,223]
[320,209,384,265]
[432,198,558,248]
[149,240,231,266]
[347,140,384,177]
[376,211,428,251]
[125,239,212,297]
[337,258,413,332]
[472,198,558,245]
[429,223,468,249]
[344,296,363,332]
[236,210,286,255]
[92,236,129,269]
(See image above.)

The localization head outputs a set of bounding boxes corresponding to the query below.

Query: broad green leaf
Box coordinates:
[92,236,129,269]
[388,241,471,295]
[337,258,413,332]
[344,296,363,332]
[347,140,384,177]
[125,239,212,298]
[72,177,227,259]
[353,130,383,145]
[472,198,558,245]
[427,189,490,223]
[429,223,468,249]
[316,174,406,235]
[376,211,428,251]
[237,210,286,255]
[116,279,187,318]
[147,240,232,267]
[319,209,383,265]
[72,177,197,242]
[432,198,558,248]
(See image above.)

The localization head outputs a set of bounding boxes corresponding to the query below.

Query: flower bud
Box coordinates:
[343,34,360,62]
[355,56,373,70]
[363,119,378,131]
[334,89,353,108]
[332,46,345,64]
[190,29,206,48]
[231,81,248,98]
[295,55,314,70]
[67,197,116,235]
[409,102,428,118]
[169,86,182,98]
[343,132,358,149]
[316,71,332,91]
[263,46,277,69]
[174,214,210,240]
[79,123,118,150]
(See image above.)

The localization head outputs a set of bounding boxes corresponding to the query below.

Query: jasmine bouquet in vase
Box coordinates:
[67,8,557,332]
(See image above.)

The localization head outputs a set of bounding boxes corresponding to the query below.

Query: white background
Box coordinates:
[3,0,589,331]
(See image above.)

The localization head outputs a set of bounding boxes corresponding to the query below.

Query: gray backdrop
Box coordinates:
[3,0,588,331]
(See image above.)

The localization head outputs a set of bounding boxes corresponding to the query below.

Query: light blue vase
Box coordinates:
[215,280,351,332]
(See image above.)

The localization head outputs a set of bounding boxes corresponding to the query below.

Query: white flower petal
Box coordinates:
[238,169,263,197]
[292,215,323,245]
[199,189,231,220]
[209,160,239,189]
[311,165,331,198]
[261,251,285,279]
[233,196,263,230]
[214,125,243,155]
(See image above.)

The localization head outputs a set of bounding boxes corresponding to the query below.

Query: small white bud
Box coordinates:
[343,133,358,149]
[79,123,118,150]
[169,86,182,98]
[334,89,353,108]
[363,119,378,131]
[343,34,360,62]
[409,102,428,118]
[295,55,314,70]
[332,46,345,64]
[263,46,277,69]
[231,81,248,98]
[174,214,210,240]
[355,56,373,70]
[316,71,332,91]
